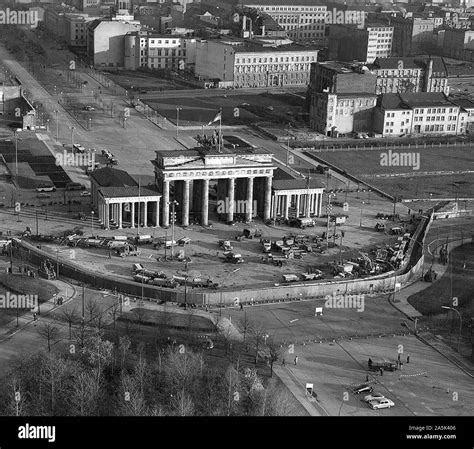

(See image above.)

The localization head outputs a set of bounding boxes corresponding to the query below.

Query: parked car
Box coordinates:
[36,184,56,192]
[363,392,385,403]
[368,398,395,409]
[83,105,95,111]
[80,191,91,196]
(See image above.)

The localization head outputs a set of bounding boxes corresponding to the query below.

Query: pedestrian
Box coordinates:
[397,353,401,362]
[399,362,403,370]
[407,355,410,364]
[380,368,383,376]
[294,356,298,365]
[366,374,369,382]
[240,302,243,311]
[282,359,286,366]
[33,312,37,321]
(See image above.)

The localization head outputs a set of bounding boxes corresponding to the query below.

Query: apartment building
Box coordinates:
[124,31,193,70]
[307,62,377,136]
[391,17,435,56]
[369,57,449,95]
[327,23,393,64]
[195,38,318,88]
[374,92,464,136]
[243,0,327,42]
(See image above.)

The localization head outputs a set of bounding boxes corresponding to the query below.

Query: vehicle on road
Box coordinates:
[219,240,233,251]
[368,398,395,409]
[83,105,95,111]
[80,191,91,196]
[66,182,85,191]
[352,385,374,395]
[368,357,398,372]
[224,252,244,264]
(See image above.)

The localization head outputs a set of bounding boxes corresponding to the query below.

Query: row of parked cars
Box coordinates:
[132,263,218,289]
[352,385,396,410]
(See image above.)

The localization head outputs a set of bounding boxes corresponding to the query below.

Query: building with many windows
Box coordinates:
[124,31,194,70]
[195,38,318,88]
[243,0,327,43]
[374,92,464,136]
[327,23,393,64]
[369,57,449,95]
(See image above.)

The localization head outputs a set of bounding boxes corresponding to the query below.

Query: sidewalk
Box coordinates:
[390,237,466,320]
[0,278,76,343]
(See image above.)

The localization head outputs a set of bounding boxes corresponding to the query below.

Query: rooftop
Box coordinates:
[213,37,319,53]
[451,97,474,110]
[89,167,138,188]
[99,186,159,199]
[380,92,456,109]
[272,167,325,190]
[370,57,448,74]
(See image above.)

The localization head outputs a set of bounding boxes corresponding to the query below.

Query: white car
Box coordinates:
[364,392,385,403]
[36,185,56,192]
[368,398,395,409]
[80,191,91,196]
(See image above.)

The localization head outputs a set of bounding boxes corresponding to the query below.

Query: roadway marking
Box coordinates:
[290,319,299,323]
[425,406,435,413]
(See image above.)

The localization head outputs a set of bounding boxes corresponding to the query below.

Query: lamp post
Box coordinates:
[54,110,59,139]
[359,201,366,228]
[176,107,182,138]
[69,125,75,149]
[442,306,462,352]
[169,200,179,259]
[91,211,94,236]
[13,130,19,176]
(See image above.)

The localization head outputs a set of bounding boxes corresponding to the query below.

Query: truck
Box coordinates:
[293,217,315,229]
[224,252,244,264]
[261,239,272,253]
[282,274,300,283]
[219,240,233,251]
[368,357,398,372]
[133,234,153,245]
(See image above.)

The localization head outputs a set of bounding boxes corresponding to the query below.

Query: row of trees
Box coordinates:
[0,330,298,416]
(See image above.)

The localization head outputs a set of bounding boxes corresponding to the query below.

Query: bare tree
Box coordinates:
[61,306,79,340]
[249,322,266,365]
[85,299,100,325]
[109,300,121,330]
[237,312,252,351]
[170,388,194,416]
[74,320,88,349]
[37,322,60,352]
[266,337,281,378]
[132,307,147,332]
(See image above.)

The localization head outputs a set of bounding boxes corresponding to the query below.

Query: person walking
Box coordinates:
[407,355,410,364]
[240,302,243,311]
[380,368,383,376]
[294,356,298,365]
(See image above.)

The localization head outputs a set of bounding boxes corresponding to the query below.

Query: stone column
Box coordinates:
[105,201,110,229]
[154,200,160,227]
[296,194,301,218]
[201,178,209,226]
[118,202,123,228]
[284,195,290,219]
[227,177,235,223]
[182,179,190,227]
[144,201,148,227]
[245,177,254,221]
[131,202,135,228]
[264,176,272,220]
[162,180,170,227]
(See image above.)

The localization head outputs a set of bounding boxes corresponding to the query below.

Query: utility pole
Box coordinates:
[176,107,182,138]
[169,200,178,259]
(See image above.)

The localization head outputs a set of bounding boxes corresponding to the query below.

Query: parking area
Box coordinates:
[283,336,474,416]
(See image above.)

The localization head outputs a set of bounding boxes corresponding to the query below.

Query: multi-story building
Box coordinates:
[327,23,393,64]
[124,31,193,70]
[307,62,377,136]
[391,17,435,56]
[369,57,449,95]
[88,19,143,67]
[374,92,464,136]
[65,13,98,47]
[443,28,474,59]
[451,98,474,133]
[243,0,327,43]
[195,38,318,88]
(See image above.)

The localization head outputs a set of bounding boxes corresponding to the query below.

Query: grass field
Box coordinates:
[314,146,474,198]
[146,92,306,126]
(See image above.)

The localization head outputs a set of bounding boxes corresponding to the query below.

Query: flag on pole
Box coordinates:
[207,110,222,126]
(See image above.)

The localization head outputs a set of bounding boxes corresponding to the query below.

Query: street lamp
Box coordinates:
[13,130,19,176]
[54,110,59,139]
[359,201,367,228]
[91,211,95,236]
[168,200,179,259]
[176,107,182,138]
[442,306,462,352]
